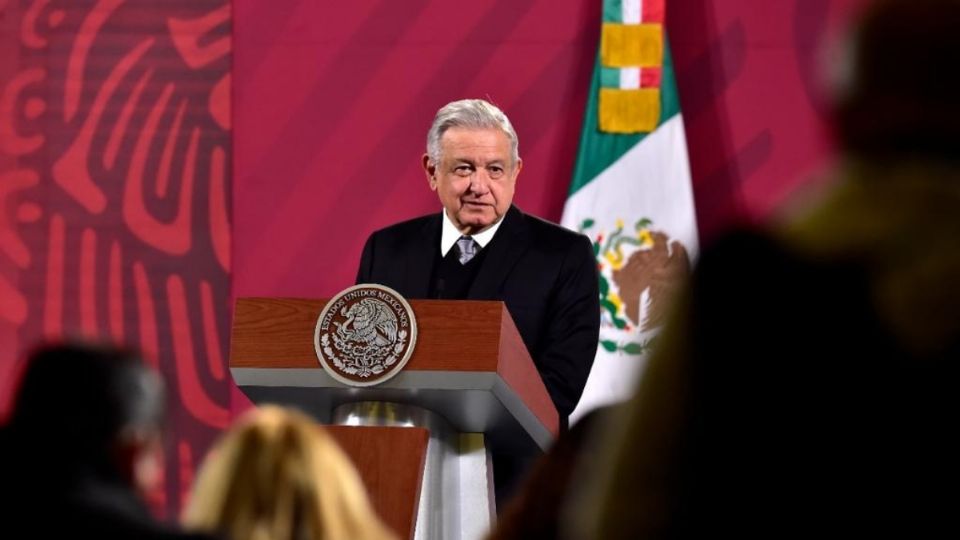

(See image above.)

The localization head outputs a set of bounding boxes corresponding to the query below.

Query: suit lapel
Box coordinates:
[468,206,531,299]
[402,213,441,298]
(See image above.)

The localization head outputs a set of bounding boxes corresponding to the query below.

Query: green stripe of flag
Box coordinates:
[600,66,621,88]
[603,0,623,23]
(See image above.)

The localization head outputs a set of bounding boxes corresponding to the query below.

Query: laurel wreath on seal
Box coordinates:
[320,330,408,378]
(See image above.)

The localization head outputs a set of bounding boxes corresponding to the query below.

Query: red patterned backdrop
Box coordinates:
[0,0,231,518]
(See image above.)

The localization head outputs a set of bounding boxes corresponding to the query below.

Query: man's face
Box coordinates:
[424,127,522,235]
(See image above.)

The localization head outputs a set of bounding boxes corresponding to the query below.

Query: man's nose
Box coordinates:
[468,171,491,194]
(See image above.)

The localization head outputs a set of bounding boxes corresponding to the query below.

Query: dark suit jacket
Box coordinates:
[356,205,600,422]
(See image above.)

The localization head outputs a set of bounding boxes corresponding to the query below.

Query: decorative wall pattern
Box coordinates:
[0,0,231,518]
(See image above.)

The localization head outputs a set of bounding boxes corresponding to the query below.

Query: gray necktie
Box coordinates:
[456,236,478,265]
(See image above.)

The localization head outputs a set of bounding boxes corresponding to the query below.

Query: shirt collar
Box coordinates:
[440,209,505,256]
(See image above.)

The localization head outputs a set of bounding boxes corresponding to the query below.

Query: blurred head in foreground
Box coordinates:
[4,341,165,495]
[183,405,396,540]
[0,342,213,539]
[833,0,960,161]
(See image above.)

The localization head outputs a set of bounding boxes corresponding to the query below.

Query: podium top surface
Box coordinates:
[230,297,558,451]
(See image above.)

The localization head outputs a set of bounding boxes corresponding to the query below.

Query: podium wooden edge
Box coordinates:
[326,425,428,540]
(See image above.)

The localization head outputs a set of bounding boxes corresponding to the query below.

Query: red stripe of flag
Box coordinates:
[643,0,665,23]
[641,67,663,88]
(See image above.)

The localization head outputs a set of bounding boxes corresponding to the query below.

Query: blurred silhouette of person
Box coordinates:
[486,406,617,540]
[0,341,213,539]
[572,1,960,538]
[182,405,397,540]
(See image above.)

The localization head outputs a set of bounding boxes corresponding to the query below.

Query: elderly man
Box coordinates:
[356,99,600,428]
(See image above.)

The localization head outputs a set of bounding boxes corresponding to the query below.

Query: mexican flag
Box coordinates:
[561,0,699,423]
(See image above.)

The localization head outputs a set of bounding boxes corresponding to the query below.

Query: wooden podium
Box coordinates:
[230,297,559,540]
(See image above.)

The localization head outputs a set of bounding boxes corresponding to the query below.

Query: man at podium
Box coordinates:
[355,99,600,429]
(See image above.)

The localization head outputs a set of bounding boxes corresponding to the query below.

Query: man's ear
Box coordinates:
[114,429,163,497]
[512,157,523,181]
[423,154,438,190]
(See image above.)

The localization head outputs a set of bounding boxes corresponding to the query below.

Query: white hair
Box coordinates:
[425,99,519,165]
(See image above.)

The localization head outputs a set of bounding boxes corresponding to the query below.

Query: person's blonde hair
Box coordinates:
[183,405,396,540]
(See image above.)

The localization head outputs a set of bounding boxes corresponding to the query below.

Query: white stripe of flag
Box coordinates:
[622,0,641,24]
[620,67,641,89]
